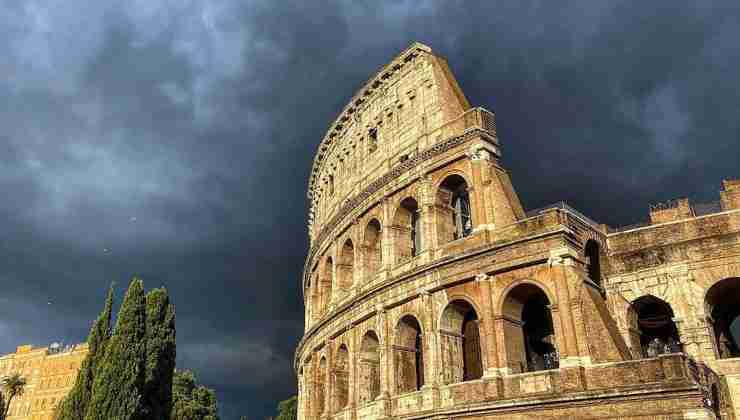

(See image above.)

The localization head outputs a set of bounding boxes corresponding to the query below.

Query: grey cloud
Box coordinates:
[1,1,739,418]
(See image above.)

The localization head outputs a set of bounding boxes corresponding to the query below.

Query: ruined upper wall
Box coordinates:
[306,42,478,238]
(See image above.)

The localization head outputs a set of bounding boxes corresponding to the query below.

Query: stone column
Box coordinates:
[376,305,391,398]
[476,273,503,377]
[420,289,437,387]
[325,343,334,418]
[380,198,393,274]
[466,144,492,231]
[419,175,438,255]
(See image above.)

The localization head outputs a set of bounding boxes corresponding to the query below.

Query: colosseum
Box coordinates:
[294,42,740,419]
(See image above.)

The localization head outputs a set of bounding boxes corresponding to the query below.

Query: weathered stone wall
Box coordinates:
[296,42,737,420]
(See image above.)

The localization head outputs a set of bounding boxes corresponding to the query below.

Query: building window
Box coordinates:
[437,175,473,244]
[368,128,378,153]
[502,284,559,373]
[628,295,682,358]
[393,198,421,263]
[440,300,483,384]
[363,219,382,281]
[395,315,424,393]
[359,331,381,403]
[706,278,740,359]
[585,240,602,286]
[334,345,350,410]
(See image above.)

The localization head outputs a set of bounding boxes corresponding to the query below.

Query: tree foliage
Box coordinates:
[171,370,219,420]
[144,288,177,419]
[0,373,27,420]
[57,286,114,420]
[274,396,297,420]
[84,278,147,420]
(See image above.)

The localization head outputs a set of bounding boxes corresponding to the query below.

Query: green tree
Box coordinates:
[171,369,219,420]
[1,373,27,420]
[85,279,147,420]
[57,286,114,420]
[274,396,297,420]
[143,288,177,419]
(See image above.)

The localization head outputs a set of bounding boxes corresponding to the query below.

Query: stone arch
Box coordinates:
[392,197,421,263]
[584,239,602,286]
[316,356,327,416]
[337,238,355,290]
[705,277,740,359]
[358,330,381,404]
[334,344,350,410]
[439,299,483,384]
[627,295,682,358]
[394,314,424,394]
[320,256,334,313]
[500,282,559,373]
[436,174,473,244]
[363,218,383,281]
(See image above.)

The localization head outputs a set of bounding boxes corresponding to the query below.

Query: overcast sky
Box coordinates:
[1,1,739,418]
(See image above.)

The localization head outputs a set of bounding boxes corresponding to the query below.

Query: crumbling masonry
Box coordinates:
[295,42,740,420]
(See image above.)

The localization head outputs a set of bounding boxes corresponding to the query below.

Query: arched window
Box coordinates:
[334,345,350,410]
[437,175,472,244]
[321,257,333,313]
[359,331,381,403]
[440,300,483,384]
[628,295,682,358]
[310,267,322,318]
[316,357,327,416]
[584,239,602,286]
[502,284,558,373]
[337,239,355,291]
[393,198,421,262]
[706,278,740,359]
[395,315,424,393]
[363,219,382,281]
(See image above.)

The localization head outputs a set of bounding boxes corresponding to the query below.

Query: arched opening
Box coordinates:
[628,295,682,358]
[338,239,355,290]
[394,315,424,394]
[358,331,381,404]
[440,300,483,384]
[393,198,421,263]
[437,175,472,244]
[706,278,740,359]
[334,345,350,410]
[363,219,382,281]
[502,284,558,373]
[320,257,333,313]
[316,357,327,416]
[584,240,602,286]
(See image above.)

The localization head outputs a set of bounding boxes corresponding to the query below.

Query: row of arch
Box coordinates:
[303,277,740,418]
[304,282,560,418]
[308,175,473,319]
[627,277,740,360]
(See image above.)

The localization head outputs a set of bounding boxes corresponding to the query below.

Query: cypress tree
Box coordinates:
[57,285,114,420]
[143,288,176,419]
[85,278,147,420]
[275,396,297,420]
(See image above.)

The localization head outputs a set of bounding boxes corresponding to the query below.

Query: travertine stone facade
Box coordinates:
[0,343,88,420]
[295,42,739,420]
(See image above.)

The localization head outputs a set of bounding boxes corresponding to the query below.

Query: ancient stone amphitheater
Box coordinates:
[294,42,740,419]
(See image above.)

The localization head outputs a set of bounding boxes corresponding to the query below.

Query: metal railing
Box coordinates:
[524,201,603,231]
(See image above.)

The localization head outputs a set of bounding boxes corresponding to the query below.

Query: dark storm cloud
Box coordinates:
[1,1,739,418]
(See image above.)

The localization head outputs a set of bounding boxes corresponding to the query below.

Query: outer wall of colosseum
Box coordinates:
[295,42,740,420]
